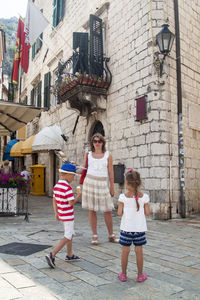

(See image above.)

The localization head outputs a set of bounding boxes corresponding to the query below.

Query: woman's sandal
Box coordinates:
[108,233,119,243]
[118,272,127,282]
[137,273,147,283]
[91,235,98,245]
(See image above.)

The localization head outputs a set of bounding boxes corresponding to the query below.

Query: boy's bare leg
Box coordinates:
[52,237,69,257]
[121,245,130,275]
[135,246,143,276]
[66,238,72,257]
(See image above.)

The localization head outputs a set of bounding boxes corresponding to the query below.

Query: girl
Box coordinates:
[117,169,150,283]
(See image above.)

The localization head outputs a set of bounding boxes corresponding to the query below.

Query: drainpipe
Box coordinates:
[174,0,185,218]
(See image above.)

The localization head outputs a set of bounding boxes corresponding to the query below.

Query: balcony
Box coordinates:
[53,55,112,117]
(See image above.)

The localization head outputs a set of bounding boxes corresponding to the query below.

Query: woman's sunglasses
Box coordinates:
[93,139,103,144]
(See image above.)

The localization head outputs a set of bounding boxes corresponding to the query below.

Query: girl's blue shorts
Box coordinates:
[119,230,147,247]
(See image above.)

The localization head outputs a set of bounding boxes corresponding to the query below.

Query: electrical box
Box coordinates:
[30,165,46,196]
[113,164,125,184]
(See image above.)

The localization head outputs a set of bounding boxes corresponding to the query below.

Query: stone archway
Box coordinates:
[90,120,105,138]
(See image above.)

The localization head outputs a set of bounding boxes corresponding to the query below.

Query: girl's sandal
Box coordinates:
[118,272,127,282]
[108,233,119,243]
[91,235,98,245]
[137,273,147,283]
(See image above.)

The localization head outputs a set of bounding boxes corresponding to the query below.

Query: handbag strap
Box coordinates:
[85,152,89,168]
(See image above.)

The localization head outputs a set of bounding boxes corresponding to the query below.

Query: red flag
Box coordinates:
[12,17,30,84]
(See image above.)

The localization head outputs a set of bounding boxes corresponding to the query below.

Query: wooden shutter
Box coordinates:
[32,43,35,60]
[58,0,64,23]
[31,88,35,106]
[53,0,58,27]
[44,72,51,109]
[90,14,103,77]
[39,33,43,50]
[73,32,89,74]
[37,81,42,107]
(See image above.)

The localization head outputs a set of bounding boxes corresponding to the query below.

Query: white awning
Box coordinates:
[32,125,64,151]
[0,100,42,136]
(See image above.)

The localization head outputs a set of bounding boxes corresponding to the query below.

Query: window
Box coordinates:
[44,72,51,109]
[53,0,64,28]
[136,96,147,121]
[32,33,43,60]
[30,81,42,107]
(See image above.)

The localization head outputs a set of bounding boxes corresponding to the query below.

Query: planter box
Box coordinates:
[0,188,18,214]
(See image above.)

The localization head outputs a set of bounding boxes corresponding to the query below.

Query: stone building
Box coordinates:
[18,0,200,219]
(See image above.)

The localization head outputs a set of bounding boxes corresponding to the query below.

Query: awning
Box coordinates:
[21,135,35,154]
[2,139,19,161]
[0,100,42,136]
[32,125,64,152]
[10,141,24,157]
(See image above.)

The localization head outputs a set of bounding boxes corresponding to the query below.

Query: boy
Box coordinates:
[45,163,81,268]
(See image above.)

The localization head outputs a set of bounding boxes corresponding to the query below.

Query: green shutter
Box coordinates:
[58,0,64,22]
[44,72,51,109]
[31,88,35,106]
[32,43,35,60]
[37,81,42,107]
[39,33,43,50]
[90,14,103,77]
[8,83,15,101]
[24,96,27,105]
[53,0,58,27]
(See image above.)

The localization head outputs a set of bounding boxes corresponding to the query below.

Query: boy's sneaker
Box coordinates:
[45,252,55,268]
[65,254,80,261]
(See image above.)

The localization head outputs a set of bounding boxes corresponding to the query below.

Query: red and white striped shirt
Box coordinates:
[53,180,74,222]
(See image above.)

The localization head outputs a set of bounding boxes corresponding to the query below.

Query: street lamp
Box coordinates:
[154,24,175,77]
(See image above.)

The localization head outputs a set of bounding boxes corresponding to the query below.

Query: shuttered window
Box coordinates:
[90,14,103,77]
[73,32,89,74]
[44,72,51,109]
[31,88,35,106]
[136,96,147,121]
[37,81,42,107]
[53,0,64,28]
[24,96,27,105]
[32,33,43,60]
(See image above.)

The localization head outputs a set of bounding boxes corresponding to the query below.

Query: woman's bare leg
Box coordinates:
[104,211,113,235]
[89,210,97,236]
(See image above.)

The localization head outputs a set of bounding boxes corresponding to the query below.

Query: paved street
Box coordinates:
[0,195,200,300]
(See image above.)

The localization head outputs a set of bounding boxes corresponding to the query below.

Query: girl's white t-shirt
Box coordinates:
[118,193,150,232]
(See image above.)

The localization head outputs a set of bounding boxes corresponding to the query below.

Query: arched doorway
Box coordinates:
[90,120,105,137]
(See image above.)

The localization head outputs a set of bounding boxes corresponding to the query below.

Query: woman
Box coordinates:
[2,160,11,174]
[81,133,118,245]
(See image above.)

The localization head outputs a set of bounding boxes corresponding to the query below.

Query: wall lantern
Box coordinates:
[155,24,175,77]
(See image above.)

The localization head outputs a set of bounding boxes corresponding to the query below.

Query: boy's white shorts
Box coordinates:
[63,221,74,240]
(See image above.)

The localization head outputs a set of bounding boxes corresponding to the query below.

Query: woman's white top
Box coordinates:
[119,193,150,232]
[87,151,109,177]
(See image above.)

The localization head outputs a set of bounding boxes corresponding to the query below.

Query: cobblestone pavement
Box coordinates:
[0,195,200,300]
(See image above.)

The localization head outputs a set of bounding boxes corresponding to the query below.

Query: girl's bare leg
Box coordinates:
[135,246,143,276]
[121,245,130,274]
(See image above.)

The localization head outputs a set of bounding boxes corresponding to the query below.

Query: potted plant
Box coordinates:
[0,172,29,214]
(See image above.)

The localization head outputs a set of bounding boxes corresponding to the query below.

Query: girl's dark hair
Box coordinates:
[125,170,141,211]
[90,133,106,153]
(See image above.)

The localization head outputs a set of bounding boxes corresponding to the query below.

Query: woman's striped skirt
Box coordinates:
[82,174,114,212]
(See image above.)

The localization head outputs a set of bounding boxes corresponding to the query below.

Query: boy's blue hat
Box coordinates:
[59,163,76,174]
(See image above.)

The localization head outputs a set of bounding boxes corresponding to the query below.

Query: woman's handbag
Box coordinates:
[79,153,88,184]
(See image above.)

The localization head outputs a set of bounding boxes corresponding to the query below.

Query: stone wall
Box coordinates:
[21,0,200,218]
